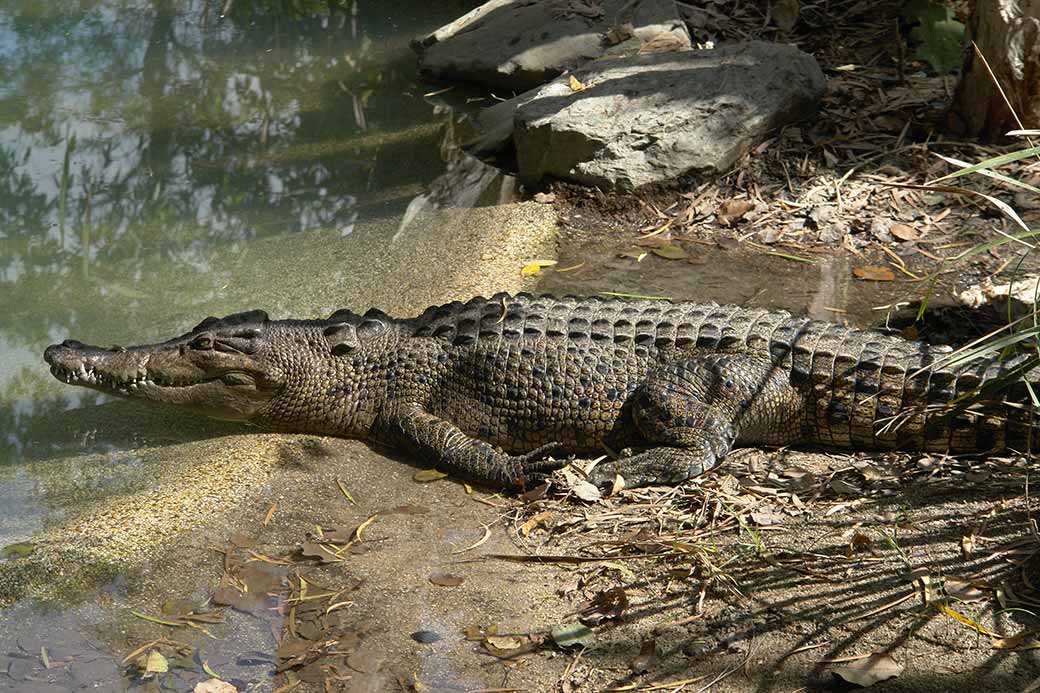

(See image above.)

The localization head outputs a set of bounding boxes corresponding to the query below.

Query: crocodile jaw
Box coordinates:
[44,339,275,422]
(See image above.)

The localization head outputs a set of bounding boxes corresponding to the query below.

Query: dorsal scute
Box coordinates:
[194,310,269,333]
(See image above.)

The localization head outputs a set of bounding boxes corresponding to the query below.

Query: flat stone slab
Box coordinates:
[510,42,826,189]
[415,0,690,92]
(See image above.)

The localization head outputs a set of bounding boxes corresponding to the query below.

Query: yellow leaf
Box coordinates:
[145,650,168,674]
[520,259,557,276]
[852,265,896,281]
[413,469,448,483]
[568,75,585,91]
[940,604,997,636]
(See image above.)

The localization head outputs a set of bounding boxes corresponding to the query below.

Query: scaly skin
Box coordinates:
[43,293,1038,488]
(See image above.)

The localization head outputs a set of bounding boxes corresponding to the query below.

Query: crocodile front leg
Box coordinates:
[375,402,564,487]
[589,353,804,487]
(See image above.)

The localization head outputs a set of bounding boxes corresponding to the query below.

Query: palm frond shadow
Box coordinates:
[539,448,1040,690]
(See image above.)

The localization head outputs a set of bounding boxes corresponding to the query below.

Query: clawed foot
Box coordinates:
[508,442,568,487]
[584,447,709,490]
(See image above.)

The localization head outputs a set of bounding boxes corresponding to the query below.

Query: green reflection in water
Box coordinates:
[0,0,479,515]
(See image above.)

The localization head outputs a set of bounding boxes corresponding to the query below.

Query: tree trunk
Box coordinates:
[950,0,1040,140]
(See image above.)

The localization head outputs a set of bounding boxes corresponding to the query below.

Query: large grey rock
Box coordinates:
[511,42,826,189]
[416,0,690,93]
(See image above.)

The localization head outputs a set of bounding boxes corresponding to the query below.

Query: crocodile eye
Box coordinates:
[191,335,213,350]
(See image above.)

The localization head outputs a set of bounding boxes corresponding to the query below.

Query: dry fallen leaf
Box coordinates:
[413,469,448,483]
[992,629,1040,650]
[638,31,688,54]
[890,223,921,241]
[551,622,595,648]
[852,265,896,281]
[560,467,602,502]
[828,478,860,495]
[944,578,987,603]
[568,74,586,91]
[717,199,754,226]
[520,482,549,502]
[195,679,237,693]
[145,650,169,675]
[519,511,554,537]
[485,635,523,650]
[830,653,903,687]
[609,474,625,496]
[604,21,634,45]
[428,573,464,587]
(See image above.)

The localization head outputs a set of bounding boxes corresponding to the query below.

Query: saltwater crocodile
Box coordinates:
[44,293,1036,488]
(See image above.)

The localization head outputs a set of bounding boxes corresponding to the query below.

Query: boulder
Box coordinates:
[415,0,690,93]
[509,42,826,189]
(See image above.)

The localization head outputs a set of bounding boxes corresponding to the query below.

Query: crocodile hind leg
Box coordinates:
[375,402,564,488]
[588,353,804,488]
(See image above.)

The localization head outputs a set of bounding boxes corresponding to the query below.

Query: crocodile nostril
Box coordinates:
[62,339,86,349]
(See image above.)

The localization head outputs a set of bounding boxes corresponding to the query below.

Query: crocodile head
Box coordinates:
[44,310,290,422]
[43,309,388,432]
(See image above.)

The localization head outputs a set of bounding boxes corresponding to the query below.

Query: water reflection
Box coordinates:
[0,0,482,467]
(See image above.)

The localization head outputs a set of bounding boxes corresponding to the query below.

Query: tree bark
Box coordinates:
[950,0,1040,140]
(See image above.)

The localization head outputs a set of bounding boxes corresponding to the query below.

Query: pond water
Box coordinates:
[0,0,482,531]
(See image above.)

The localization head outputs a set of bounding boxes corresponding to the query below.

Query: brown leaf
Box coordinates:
[604,22,634,45]
[301,541,342,564]
[851,532,873,551]
[485,635,523,650]
[717,199,754,226]
[578,587,629,620]
[560,467,602,502]
[992,629,1040,650]
[413,469,448,483]
[276,640,314,672]
[750,511,785,526]
[520,482,549,502]
[638,32,688,54]
[852,265,896,281]
[238,564,284,594]
[830,653,903,687]
[899,325,919,341]
[944,578,987,603]
[211,587,265,614]
[828,478,860,495]
[890,223,920,241]
[519,511,554,537]
[429,573,464,587]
